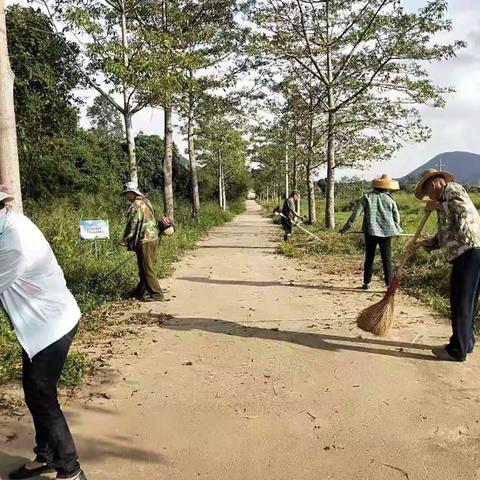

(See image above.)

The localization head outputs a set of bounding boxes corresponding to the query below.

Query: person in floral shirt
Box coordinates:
[410,168,480,362]
[122,182,164,302]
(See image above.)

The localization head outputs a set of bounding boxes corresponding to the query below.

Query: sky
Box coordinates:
[6,0,480,181]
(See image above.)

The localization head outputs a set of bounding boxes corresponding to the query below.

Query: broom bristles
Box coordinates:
[357,293,396,337]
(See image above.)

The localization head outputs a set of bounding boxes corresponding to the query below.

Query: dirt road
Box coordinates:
[1,201,480,480]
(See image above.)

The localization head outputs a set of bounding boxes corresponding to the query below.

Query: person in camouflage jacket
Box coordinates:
[410,169,480,362]
[122,183,163,302]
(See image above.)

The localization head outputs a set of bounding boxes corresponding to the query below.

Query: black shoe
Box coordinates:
[9,464,55,479]
[431,346,466,362]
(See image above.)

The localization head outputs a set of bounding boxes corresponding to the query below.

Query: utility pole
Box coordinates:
[0,0,23,211]
[438,158,444,172]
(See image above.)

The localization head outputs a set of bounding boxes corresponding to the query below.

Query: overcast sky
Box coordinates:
[6,0,480,180]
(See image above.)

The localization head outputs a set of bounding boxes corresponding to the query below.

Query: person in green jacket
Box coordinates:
[340,174,402,290]
[122,182,164,302]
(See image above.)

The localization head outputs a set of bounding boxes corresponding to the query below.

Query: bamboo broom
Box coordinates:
[356,211,431,336]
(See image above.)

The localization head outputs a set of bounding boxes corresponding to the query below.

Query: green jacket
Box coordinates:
[341,191,402,238]
[123,196,158,250]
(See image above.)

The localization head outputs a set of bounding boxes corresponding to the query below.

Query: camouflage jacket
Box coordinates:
[424,183,480,262]
[123,196,158,250]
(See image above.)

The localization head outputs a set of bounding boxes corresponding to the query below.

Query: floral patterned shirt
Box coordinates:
[424,183,480,262]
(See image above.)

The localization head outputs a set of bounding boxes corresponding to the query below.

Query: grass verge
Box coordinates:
[0,195,245,386]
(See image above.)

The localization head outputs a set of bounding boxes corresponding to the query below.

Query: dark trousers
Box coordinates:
[281,217,292,241]
[448,247,480,360]
[22,324,80,478]
[364,234,393,286]
[135,240,163,299]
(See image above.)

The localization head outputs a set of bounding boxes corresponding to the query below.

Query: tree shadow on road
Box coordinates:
[178,276,380,293]
[160,316,439,362]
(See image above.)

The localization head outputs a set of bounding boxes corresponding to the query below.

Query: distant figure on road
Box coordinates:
[122,182,164,302]
[340,174,402,290]
[0,186,87,480]
[408,168,480,362]
[281,190,302,242]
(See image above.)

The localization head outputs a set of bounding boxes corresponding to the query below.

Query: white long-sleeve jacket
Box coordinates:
[0,209,80,359]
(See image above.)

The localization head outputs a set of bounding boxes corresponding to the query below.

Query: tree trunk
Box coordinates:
[325,110,336,229]
[123,112,138,185]
[187,97,200,218]
[163,105,174,219]
[222,166,227,211]
[218,151,223,209]
[0,0,22,211]
[307,160,316,224]
[306,107,316,224]
[285,144,289,199]
[120,1,138,185]
[324,3,335,229]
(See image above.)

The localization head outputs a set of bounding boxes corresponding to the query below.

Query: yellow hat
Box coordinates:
[372,174,399,191]
[414,168,454,200]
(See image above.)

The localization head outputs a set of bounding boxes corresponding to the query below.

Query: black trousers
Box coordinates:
[448,247,480,360]
[281,217,292,241]
[364,234,393,286]
[22,324,81,478]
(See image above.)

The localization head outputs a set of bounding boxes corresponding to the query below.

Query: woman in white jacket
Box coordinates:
[0,186,86,480]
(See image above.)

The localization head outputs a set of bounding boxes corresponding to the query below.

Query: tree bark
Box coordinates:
[218,150,223,209]
[187,95,200,218]
[120,1,138,185]
[306,108,316,224]
[123,112,138,185]
[324,0,335,229]
[325,109,336,229]
[221,165,227,211]
[284,144,289,199]
[0,0,22,211]
[163,105,174,219]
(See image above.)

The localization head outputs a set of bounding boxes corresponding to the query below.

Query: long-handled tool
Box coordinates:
[356,211,432,336]
[91,253,136,289]
[276,212,322,241]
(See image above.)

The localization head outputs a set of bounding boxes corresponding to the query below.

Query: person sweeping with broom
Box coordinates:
[340,174,402,290]
[407,168,480,362]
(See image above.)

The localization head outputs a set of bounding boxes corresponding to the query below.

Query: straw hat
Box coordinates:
[414,168,454,200]
[121,181,143,197]
[0,185,14,203]
[372,174,399,191]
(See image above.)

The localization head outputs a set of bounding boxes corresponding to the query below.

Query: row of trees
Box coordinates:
[249,0,463,227]
[1,1,251,217]
[0,1,464,224]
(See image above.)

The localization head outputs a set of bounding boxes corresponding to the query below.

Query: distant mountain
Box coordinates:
[401,151,480,185]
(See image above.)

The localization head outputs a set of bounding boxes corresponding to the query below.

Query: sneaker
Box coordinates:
[431,346,466,362]
[362,283,370,290]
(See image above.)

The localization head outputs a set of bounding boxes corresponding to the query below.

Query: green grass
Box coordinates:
[265,191,480,328]
[0,194,245,385]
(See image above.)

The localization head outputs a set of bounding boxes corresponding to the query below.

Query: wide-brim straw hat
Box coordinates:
[0,185,14,203]
[414,168,454,200]
[121,181,143,197]
[372,174,399,191]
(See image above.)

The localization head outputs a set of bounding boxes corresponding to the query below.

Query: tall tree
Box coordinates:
[0,0,22,211]
[253,0,463,228]
[40,0,160,185]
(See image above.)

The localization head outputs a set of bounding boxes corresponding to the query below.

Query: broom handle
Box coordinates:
[397,211,432,277]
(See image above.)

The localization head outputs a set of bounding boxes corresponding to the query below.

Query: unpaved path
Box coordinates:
[1,201,480,480]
